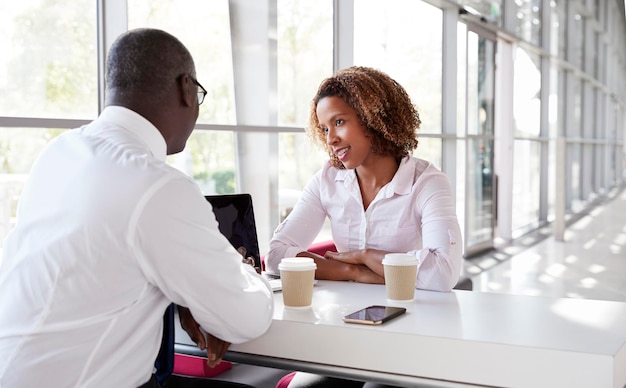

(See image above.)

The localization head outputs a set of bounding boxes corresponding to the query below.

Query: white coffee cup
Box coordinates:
[278,257,317,309]
[382,253,419,302]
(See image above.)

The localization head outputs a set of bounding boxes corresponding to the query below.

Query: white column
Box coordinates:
[494,40,514,241]
[97,0,127,113]
[229,0,279,254]
[333,0,353,71]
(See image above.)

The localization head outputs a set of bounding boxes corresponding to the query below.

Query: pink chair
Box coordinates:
[275,371,296,388]
[173,353,232,378]
[305,240,337,256]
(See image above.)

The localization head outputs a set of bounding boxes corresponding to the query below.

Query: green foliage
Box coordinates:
[211,170,235,194]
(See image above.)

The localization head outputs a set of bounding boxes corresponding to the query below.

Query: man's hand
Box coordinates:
[177,306,206,350]
[177,306,232,367]
[205,332,231,368]
[237,246,261,274]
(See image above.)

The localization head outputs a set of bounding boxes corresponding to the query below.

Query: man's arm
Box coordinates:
[132,177,274,344]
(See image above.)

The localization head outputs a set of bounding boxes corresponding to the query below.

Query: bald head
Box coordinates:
[104,28,200,155]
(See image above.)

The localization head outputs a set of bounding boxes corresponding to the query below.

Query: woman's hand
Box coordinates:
[325,249,387,278]
[351,265,385,284]
[297,250,384,284]
[324,250,364,264]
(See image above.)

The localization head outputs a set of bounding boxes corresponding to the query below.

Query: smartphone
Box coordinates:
[342,305,407,325]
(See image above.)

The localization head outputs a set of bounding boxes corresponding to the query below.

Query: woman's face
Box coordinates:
[316,96,373,170]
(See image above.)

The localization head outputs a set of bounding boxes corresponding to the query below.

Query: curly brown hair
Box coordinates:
[306,66,421,169]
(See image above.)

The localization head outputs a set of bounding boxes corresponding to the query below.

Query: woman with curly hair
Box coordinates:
[266,66,462,293]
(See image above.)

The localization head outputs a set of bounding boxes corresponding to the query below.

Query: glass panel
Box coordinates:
[512,0,542,46]
[167,130,237,195]
[455,139,467,246]
[572,13,583,68]
[457,23,468,137]
[274,0,333,241]
[0,1,98,118]
[550,0,565,57]
[457,0,503,25]
[556,0,567,58]
[467,32,495,136]
[514,47,541,137]
[415,138,442,170]
[548,65,560,139]
[0,127,65,248]
[464,29,495,253]
[277,0,333,127]
[547,139,556,222]
[572,78,582,137]
[128,0,236,125]
[466,137,495,247]
[567,142,583,210]
[511,139,541,235]
[354,0,443,134]
[278,132,329,240]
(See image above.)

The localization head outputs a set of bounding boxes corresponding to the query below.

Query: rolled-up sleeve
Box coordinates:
[410,171,463,291]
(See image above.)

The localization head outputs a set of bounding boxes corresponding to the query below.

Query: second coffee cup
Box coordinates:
[382,253,419,302]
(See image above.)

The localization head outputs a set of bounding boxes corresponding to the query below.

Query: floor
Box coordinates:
[465,186,626,302]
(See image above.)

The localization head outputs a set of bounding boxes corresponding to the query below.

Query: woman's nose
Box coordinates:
[326,127,337,145]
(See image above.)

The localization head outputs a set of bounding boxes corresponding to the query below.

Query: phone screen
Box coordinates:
[342,305,406,325]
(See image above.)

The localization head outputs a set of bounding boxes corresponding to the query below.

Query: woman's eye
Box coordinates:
[321,127,329,133]
[335,119,343,126]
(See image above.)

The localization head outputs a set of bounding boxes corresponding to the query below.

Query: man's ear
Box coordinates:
[179,74,194,107]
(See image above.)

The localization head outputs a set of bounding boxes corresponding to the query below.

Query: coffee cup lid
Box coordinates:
[382,253,419,266]
[278,257,317,271]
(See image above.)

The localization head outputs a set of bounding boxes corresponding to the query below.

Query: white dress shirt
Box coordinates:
[0,106,274,388]
[266,156,463,291]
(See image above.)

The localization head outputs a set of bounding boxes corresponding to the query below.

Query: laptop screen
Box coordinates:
[204,194,261,272]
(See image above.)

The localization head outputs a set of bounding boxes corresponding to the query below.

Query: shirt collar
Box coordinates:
[388,156,413,195]
[334,156,414,196]
[98,106,167,161]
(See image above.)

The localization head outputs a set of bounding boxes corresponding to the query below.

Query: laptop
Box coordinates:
[204,194,282,291]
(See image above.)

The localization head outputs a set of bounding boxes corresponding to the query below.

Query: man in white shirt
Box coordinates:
[0,28,274,388]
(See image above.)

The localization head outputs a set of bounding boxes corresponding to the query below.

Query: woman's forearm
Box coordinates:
[297,251,384,284]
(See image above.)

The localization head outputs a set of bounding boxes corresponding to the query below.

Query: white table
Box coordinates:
[175,281,626,388]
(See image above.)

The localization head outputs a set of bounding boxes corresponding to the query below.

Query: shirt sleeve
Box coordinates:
[129,175,274,344]
[265,170,327,273]
[409,169,463,292]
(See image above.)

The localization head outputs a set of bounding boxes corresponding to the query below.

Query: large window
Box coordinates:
[0,0,97,255]
[512,47,542,234]
[277,0,333,127]
[354,0,443,137]
[512,0,542,46]
[0,0,624,262]
[128,0,236,125]
[276,0,334,228]
[0,1,98,119]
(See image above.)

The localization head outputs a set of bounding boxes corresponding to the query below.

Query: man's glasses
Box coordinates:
[189,75,207,105]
